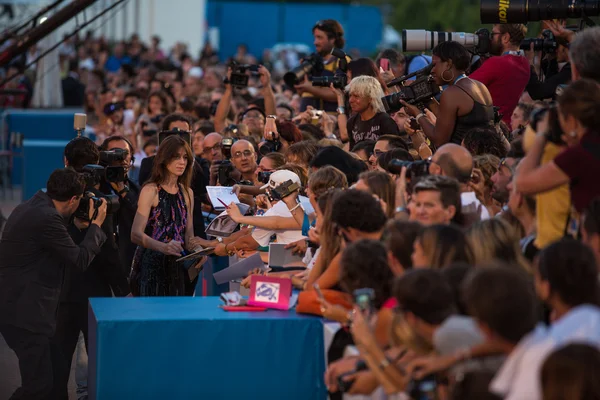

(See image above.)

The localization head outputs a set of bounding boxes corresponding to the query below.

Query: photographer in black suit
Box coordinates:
[54,137,131,399]
[0,168,107,400]
[99,135,141,273]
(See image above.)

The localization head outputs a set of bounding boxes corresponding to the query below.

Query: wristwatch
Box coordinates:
[216,237,223,243]
[336,106,346,115]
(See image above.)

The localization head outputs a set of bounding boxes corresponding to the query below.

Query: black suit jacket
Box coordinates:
[526,62,572,100]
[62,76,85,107]
[139,155,208,238]
[0,191,106,336]
[61,188,130,303]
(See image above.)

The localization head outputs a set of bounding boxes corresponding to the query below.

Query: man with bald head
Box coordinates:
[429,143,490,223]
[230,140,259,185]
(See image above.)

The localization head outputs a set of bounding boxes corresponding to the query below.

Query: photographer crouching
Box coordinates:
[0,168,107,399]
[55,136,131,399]
[99,136,141,273]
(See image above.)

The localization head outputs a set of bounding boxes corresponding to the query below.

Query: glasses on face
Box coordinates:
[373,149,386,158]
[232,150,254,159]
[203,143,222,154]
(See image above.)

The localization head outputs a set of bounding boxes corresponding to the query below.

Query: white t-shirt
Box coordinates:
[461,191,491,220]
[251,201,307,247]
[491,305,600,400]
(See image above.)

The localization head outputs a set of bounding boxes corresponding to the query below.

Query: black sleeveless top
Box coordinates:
[450,83,495,145]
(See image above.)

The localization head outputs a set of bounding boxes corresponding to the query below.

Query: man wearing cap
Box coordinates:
[214,169,307,256]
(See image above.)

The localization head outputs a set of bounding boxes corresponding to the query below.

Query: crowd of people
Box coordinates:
[1,16,600,400]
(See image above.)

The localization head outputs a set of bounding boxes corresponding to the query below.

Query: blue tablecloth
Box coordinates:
[88,297,327,400]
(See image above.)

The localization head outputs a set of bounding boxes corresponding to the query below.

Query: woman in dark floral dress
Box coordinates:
[130,135,205,296]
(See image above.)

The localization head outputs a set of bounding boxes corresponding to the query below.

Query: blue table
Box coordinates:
[88,297,327,400]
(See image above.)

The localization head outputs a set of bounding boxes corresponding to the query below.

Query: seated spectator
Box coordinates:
[346,75,401,149]
[582,197,600,266]
[462,126,509,158]
[467,219,531,272]
[354,171,396,218]
[472,154,502,217]
[257,152,286,174]
[412,224,473,269]
[408,175,462,226]
[517,79,600,214]
[541,344,600,400]
[351,140,375,165]
[491,239,600,400]
[430,143,490,223]
[369,135,409,170]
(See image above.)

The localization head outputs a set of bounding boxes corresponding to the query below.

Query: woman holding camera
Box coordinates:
[516,79,600,215]
[401,41,494,148]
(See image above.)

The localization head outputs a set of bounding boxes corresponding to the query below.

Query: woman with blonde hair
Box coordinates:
[345,75,401,150]
[467,218,531,272]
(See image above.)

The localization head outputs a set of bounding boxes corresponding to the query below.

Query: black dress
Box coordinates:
[130,185,188,296]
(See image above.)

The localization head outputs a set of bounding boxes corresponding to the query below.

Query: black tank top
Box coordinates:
[450,83,495,145]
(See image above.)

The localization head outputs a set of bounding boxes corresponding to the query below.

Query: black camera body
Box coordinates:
[81,164,126,187]
[99,148,127,164]
[257,171,273,184]
[216,137,238,186]
[530,105,564,145]
[387,159,431,181]
[228,61,260,88]
[260,132,282,156]
[383,64,440,113]
[310,48,349,89]
[283,53,324,87]
[520,29,558,53]
[73,190,120,222]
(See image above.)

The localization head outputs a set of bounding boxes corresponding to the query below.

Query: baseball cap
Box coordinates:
[260,170,301,190]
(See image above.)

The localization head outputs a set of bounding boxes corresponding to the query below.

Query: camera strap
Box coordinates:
[503,50,525,57]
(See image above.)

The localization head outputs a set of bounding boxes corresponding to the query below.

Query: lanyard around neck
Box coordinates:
[454,74,467,85]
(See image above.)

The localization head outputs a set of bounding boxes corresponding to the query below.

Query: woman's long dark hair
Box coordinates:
[148,135,194,200]
[348,58,387,93]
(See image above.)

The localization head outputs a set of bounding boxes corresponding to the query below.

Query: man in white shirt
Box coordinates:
[490,239,600,400]
[429,143,490,224]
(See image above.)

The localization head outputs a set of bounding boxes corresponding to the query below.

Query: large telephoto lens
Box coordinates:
[481,0,599,23]
[402,30,480,52]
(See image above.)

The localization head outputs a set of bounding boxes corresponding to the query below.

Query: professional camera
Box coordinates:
[520,29,558,52]
[258,171,273,184]
[73,191,120,222]
[81,164,126,187]
[386,159,431,181]
[227,60,260,88]
[530,105,564,145]
[266,180,300,202]
[402,29,491,55]
[480,0,600,23]
[260,132,282,156]
[382,64,441,113]
[283,53,324,87]
[215,137,237,186]
[310,48,349,89]
[99,148,127,164]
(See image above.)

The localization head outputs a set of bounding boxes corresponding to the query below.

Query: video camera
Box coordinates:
[310,48,349,89]
[520,29,559,53]
[73,164,121,221]
[381,64,441,113]
[402,29,492,55]
[266,179,300,202]
[227,60,260,88]
[283,53,324,87]
[480,0,599,23]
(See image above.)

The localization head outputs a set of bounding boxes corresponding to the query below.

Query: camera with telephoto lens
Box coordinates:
[402,29,492,55]
[99,148,127,164]
[215,138,237,186]
[260,132,282,156]
[258,171,273,184]
[228,60,260,88]
[480,0,600,23]
[310,48,349,89]
[382,64,441,113]
[520,29,558,53]
[386,159,431,181]
[530,105,564,145]
[266,180,300,202]
[283,53,325,87]
[80,164,126,187]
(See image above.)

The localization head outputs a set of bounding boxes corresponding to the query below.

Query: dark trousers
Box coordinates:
[0,324,67,400]
[53,302,88,400]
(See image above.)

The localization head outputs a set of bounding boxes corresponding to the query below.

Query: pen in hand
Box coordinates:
[217,198,229,209]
